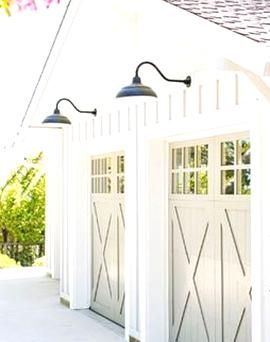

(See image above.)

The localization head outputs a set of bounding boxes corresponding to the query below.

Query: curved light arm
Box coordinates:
[134,61,191,87]
[54,97,97,116]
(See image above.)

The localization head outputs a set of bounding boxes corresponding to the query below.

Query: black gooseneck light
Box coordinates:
[116,61,191,98]
[42,97,97,125]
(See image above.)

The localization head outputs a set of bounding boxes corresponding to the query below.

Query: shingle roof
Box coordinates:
[163,0,270,44]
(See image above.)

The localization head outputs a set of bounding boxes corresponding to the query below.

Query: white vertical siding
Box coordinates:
[45,128,63,280]
[250,102,270,342]
[63,72,252,148]
[18,0,270,339]
[47,69,268,341]
[60,126,71,301]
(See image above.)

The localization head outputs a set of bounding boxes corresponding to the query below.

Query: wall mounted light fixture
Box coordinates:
[116,61,191,98]
[42,98,97,125]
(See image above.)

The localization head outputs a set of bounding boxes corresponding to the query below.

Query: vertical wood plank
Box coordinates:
[156,101,159,124]
[216,79,220,110]
[144,102,147,127]
[169,94,172,120]
[235,74,239,106]
[199,85,202,114]
[183,89,187,117]
[118,110,121,133]
[92,118,95,139]
[108,113,112,136]
[100,116,103,137]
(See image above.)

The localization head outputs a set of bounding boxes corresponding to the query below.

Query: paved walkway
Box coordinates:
[0,268,125,342]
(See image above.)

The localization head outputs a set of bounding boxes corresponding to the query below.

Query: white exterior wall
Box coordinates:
[44,128,63,280]
[55,71,268,341]
[23,0,270,340]
[250,102,270,342]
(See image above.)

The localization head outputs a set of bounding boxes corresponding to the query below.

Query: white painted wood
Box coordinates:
[41,73,267,341]
[16,0,270,340]
[91,152,125,326]
[124,105,140,340]
[144,140,169,342]
[60,126,72,300]
[217,200,251,342]
[59,79,257,338]
[136,105,148,342]
[64,141,91,309]
[169,135,251,341]
[55,78,260,341]
[169,199,215,341]
[250,102,270,342]
[44,128,63,280]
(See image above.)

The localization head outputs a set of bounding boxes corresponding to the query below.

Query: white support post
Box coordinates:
[60,127,71,302]
[136,103,168,342]
[68,144,91,309]
[125,106,141,341]
[144,139,168,342]
[250,101,270,342]
[45,129,63,279]
[137,111,147,342]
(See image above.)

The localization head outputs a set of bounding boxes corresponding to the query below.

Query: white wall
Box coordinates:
[250,100,270,342]
[44,128,63,279]
[23,0,270,341]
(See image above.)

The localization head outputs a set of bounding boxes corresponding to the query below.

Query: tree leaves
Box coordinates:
[0,152,45,245]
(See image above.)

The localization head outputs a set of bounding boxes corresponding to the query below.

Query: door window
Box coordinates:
[91,154,125,194]
[171,144,208,195]
[220,139,251,195]
[91,157,112,193]
[117,155,125,194]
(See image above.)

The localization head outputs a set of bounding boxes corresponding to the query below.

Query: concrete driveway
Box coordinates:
[0,268,125,342]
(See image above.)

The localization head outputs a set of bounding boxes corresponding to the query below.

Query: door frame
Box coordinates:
[168,133,251,341]
[89,151,125,326]
[143,130,256,342]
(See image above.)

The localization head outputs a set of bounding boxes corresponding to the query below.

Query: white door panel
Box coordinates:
[170,200,218,342]
[91,153,125,326]
[169,135,251,342]
[217,201,251,342]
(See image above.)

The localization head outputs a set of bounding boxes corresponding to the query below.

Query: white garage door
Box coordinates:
[169,134,251,342]
[90,153,125,326]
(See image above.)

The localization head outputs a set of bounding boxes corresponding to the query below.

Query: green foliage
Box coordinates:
[0,253,19,269]
[0,152,45,266]
[33,256,46,267]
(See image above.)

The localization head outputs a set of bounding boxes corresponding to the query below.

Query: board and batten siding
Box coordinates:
[47,70,270,342]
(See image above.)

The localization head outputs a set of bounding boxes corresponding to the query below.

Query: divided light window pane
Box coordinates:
[197,171,208,194]
[197,144,208,167]
[172,148,182,169]
[221,141,234,166]
[237,169,251,195]
[184,172,195,194]
[171,144,208,195]
[238,139,251,165]
[184,147,195,168]
[221,170,235,194]
[220,138,251,195]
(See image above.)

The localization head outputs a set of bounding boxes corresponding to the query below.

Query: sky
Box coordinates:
[0,0,142,182]
[0,1,67,181]
[0,1,67,148]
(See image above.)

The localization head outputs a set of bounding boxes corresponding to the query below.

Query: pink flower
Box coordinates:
[16,0,37,11]
[0,0,61,15]
[43,0,60,8]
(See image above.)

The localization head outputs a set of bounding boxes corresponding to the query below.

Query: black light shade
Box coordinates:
[42,98,97,126]
[42,110,71,125]
[116,76,157,98]
[116,61,191,99]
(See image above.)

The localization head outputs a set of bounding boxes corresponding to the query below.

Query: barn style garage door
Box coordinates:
[169,134,251,342]
[90,153,125,326]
